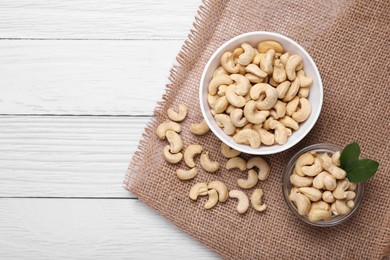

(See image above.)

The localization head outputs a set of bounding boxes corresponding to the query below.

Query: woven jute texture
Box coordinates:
[124,0,390,258]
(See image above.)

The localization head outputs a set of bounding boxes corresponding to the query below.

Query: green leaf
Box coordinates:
[346,159,379,183]
[340,142,360,171]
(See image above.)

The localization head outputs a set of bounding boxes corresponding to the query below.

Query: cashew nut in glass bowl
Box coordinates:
[199,32,323,155]
[282,143,364,227]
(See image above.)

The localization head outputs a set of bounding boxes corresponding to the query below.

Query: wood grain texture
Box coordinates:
[0,116,150,198]
[0,198,216,259]
[0,40,182,115]
[0,0,201,39]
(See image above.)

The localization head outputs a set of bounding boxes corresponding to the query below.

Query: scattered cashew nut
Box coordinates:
[229,190,250,214]
[200,152,220,173]
[251,188,267,212]
[190,120,210,135]
[176,167,198,181]
[167,104,188,122]
[184,144,203,168]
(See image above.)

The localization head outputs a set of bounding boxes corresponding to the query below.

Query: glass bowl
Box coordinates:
[282,143,364,227]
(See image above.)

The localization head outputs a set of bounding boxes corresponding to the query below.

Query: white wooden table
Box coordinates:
[0,1,218,259]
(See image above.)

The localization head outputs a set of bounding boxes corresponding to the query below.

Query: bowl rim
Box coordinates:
[199,31,323,155]
[281,143,364,227]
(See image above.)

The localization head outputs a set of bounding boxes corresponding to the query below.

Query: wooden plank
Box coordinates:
[0,116,151,198]
[0,40,182,115]
[0,0,201,39]
[0,198,216,259]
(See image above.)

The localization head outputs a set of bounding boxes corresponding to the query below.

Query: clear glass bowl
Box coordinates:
[282,143,364,227]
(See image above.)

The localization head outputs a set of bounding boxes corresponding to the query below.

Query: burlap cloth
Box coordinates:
[124,0,390,258]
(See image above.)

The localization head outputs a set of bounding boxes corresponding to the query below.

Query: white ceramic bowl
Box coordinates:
[199,31,323,155]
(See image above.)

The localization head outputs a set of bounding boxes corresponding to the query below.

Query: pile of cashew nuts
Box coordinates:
[208,40,313,148]
[156,103,269,214]
[289,151,357,222]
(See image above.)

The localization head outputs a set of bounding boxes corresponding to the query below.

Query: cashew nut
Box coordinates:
[298,187,322,202]
[230,74,251,96]
[297,70,313,88]
[252,53,265,65]
[322,191,336,203]
[255,127,275,146]
[347,200,355,208]
[229,190,250,214]
[200,152,220,173]
[313,171,337,190]
[204,189,219,209]
[292,97,312,122]
[251,188,267,212]
[208,74,233,96]
[250,83,278,110]
[295,153,315,176]
[335,199,351,215]
[190,120,210,135]
[166,130,183,153]
[276,81,291,99]
[346,191,356,200]
[286,54,303,81]
[238,43,255,65]
[280,52,290,67]
[272,59,286,83]
[273,101,287,119]
[189,183,208,200]
[238,169,258,189]
[225,104,236,114]
[230,108,248,127]
[258,40,283,53]
[282,77,300,102]
[298,87,310,98]
[226,84,246,107]
[163,145,183,164]
[245,73,264,83]
[318,153,346,179]
[176,167,198,181]
[215,114,236,135]
[311,201,330,211]
[217,84,228,96]
[290,173,313,187]
[226,157,246,171]
[220,52,240,74]
[247,157,270,181]
[289,191,311,215]
[332,179,350,200]
[286,96,300,116]
[213,66,228,77]
[308,208,332,222]
[331,151,341,166]
[268,77,279,87]
[184,144,203,168]
[233,129,261,148]
[279,115,299,131]
[156,120,181,139]
[167,104,188,122]
[221,143,241,158]
[269,120,288,145]
[233,47,244,58]
[214,96,229,113]
[244,100,269,124]
[207,94,218,108]
[331,202,339,216]
[245,64,268,78]
[301,158,322,176]
[208,181,229,202]
[260,49,275,74]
